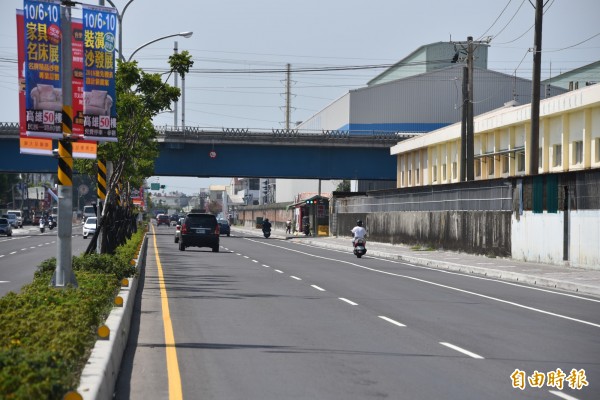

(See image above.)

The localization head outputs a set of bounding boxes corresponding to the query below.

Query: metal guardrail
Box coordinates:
[1,122,418,144]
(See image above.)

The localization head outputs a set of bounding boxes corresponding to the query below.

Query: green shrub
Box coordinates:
[0,231,145,399]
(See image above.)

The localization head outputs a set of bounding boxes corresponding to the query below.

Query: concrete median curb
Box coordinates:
[75,234,148,400]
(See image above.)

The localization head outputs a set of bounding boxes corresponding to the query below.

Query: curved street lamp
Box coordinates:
[127,32,193,62]
[105,0,137,61]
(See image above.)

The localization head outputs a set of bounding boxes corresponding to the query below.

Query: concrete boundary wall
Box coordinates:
[335,211,512,257]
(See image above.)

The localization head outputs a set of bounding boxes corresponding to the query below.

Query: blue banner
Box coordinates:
[82,5,118,142]
[23,0,63,139]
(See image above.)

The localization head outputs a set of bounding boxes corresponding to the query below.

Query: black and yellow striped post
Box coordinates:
[57,139,73,186]
[97,159,107,201]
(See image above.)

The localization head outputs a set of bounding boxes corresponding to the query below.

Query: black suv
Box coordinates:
[179,213,220,252]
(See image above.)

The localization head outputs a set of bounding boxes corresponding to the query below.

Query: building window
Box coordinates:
[553,144,562,167]
[452,162,457,180]
[408,170,412,185]
[442,164,447,181]
[517,151,525,172]
[573,141,583,165]
[249,178,260,190]
[488,157,495,176]
[475,160,481,177]
[400,171,405,186]
[596,138,600,163]
[539,147,543,169]
[432,165,438,182]
[415,169,420,185]
[502,156,509,174]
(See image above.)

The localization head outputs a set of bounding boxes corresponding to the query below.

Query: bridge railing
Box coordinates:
[155,125,418,143]
[1,122,418,143]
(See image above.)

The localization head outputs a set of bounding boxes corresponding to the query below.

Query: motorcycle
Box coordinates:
[39,219,45,233]
[48,219,55,230]
[303,223,311,236]
[353,237,367,258]
[263,228,271,238]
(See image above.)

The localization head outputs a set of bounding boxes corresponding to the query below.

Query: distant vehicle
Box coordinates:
[170,214,180,222]
[2,214,18,228]
[217,219,231,237]
[83,205,96,221]
[82,217,97,239]
[174,217,185,243]
[0,218,12,236]
[7,210,23,228]
[178,213,219,252]
[156,214,170,226]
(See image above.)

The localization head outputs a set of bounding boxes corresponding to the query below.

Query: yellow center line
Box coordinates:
[152,225,184,399]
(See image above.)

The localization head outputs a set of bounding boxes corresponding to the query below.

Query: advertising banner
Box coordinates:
[23,0,63,139]
[82,5,118,142]
[17,6,97,157]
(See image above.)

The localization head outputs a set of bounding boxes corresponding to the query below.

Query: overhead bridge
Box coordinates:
[1,123,413,180]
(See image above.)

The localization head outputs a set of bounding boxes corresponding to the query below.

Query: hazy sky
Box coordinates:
[1,0,599,193]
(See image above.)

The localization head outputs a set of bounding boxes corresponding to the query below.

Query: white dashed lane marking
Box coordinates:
[339,298,358,306]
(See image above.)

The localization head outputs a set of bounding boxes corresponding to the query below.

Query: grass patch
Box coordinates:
[0,228,144,399]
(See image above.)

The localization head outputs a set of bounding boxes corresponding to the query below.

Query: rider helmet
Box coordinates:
[356,220,363,227]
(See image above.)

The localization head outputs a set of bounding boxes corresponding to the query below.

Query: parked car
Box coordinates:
[156,214,170,227]
[2,213,18,228]
[0,218,12,237]
[178,213,219,252]
[174,217,185,243]
[217,219,231,237]
[82,217,97,239]
[7,210,23,228]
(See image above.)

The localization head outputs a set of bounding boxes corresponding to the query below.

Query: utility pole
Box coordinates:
[285,63,291,130]
[173,41,178,129]
[529,0,544,175]
[460,65,468,181]
[53,1,77,287]
[466,36,475,181]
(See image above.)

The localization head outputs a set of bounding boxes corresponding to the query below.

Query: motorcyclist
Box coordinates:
[351,219,367,245]
[262,218,272,233]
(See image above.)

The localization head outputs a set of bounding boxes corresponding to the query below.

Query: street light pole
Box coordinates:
[127,32,193,62]
[105,0,138,61]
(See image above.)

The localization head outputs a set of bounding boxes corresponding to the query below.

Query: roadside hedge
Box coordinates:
[0,229,144,399]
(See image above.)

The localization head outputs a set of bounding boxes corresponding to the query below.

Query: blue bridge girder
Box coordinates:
[1,123,412,180]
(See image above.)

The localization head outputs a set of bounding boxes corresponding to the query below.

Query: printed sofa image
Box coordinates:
[30,83,63,111]
[84,90,113,116]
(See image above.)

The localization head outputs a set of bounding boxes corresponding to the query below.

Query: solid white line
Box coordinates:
[378,316,406,327]
[275,269,284,273]
[548,390,579,400]
[244,238,600,327]
[439,342,484,359]
[290,276,302,280]
[311,285,326,291]
[339,297,358,306]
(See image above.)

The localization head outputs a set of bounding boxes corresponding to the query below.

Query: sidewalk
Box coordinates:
[233,225,600,298]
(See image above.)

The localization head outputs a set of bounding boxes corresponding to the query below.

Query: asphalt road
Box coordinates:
[0,223,88,296]
[115,227,600,400]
